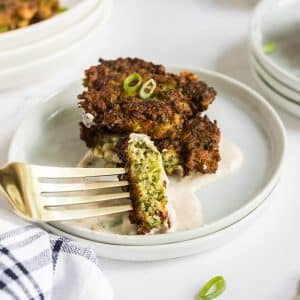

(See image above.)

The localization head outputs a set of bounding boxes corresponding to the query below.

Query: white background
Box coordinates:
[1,1,300,299]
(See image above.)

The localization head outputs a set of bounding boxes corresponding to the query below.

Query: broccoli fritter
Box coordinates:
[0,0,61,32]
[117,133,170,234]
[182,114,221,174]
[79,57,221,176]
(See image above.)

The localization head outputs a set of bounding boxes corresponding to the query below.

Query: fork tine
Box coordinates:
[44,203,132,221]
[42,192,130,206]
[33,166,125,179]
[40,181,128,193]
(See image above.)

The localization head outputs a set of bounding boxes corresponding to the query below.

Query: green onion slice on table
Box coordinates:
[197,276,226,300]
[139,78,157,99]
[123,73,143,95]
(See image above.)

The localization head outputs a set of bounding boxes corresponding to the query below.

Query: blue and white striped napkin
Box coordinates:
[0,209,113,300]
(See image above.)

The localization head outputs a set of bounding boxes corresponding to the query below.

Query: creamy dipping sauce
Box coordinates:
[68,137,243,235]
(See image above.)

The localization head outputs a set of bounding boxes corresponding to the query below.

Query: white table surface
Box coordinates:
[1,0,300,299]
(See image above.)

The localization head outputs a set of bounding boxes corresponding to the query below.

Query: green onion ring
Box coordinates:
[123,73,142,96]
[198,276,226,300]
[139,78,157,99]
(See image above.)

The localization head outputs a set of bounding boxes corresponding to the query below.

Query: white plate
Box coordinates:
[0,0,104,69]
[250,0,300,92]
[0,0,112,89]
[250,51,300,103]
[9,67,285,247]
[39,192,273,261]
[250,61,300,119]
[0,0,99,51]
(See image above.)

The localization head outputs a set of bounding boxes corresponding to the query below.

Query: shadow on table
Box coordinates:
[0,135,11,165]
[212,0,259,10]
[272,106,300,132]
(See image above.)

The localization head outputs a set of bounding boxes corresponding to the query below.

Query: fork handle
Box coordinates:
[0,165,27,214]
[0,169,8,197]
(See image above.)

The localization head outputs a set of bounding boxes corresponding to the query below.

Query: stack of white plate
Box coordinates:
[249,0,300,118]
[0,0,112,89]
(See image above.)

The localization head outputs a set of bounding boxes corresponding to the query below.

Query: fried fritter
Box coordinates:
[79,58,216,140]
[182,115,221,174]
[117,133,170,234]
[80,91,186,140]
[79,57,220,176]
[155,115,221,175]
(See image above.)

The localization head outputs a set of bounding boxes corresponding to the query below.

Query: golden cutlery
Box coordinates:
[0,162,131,221]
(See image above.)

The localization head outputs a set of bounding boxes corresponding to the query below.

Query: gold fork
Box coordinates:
[0,162,132,222]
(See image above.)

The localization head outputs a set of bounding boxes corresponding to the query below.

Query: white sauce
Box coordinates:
[167,137,243,231]
[68,137,243,234]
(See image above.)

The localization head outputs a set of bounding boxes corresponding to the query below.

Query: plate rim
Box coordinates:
[39,188,273,261]
[8,66,286,246]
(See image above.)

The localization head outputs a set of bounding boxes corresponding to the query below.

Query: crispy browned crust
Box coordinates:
[79,57,220,175]
[155,115,220,174]
[80,124,105,148]
[0,0,60,31]
[79,58,216,139]
[182,115,221,174]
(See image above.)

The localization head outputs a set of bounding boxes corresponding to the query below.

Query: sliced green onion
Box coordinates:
[263,41,277,55]
[58,6,68,13]
[139,78,157,99]
[198,276,226,300]
[123,73,142,96]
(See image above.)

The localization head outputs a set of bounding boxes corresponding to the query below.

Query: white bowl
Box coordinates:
[0,0,98,51]
[9,67,285,246]
[250,0,300,92]
[0,0,105,69]
[249,51,300,103]
[0,0,112,89]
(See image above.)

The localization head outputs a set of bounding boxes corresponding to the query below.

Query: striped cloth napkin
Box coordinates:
[0,209,113,300]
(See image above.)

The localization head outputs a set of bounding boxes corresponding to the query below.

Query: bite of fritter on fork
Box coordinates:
[117,133,171,234]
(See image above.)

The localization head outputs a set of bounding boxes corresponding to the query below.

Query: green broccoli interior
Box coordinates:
[128,140,168,231]
[161,149,183,175]
[93,135,183,175]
